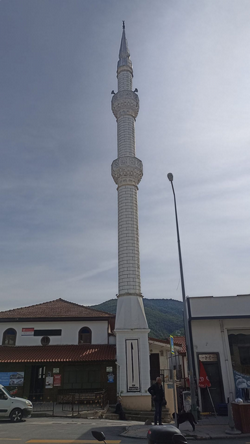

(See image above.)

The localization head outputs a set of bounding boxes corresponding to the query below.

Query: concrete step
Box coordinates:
[104,413,120,420]
[124,408,170,414]
[125,415,171,423]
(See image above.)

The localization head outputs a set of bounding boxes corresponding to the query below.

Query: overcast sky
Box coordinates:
[0,0,249,311]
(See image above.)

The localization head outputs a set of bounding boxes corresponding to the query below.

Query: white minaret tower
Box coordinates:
[111,22,151,410]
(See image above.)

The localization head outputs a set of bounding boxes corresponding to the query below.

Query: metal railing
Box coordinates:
[29,390,108,417]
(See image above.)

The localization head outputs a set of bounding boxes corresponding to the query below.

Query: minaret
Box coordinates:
[111,22,151,409]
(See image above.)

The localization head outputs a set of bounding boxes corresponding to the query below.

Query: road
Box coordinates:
[0,418,249,443]
[0,418,132,444]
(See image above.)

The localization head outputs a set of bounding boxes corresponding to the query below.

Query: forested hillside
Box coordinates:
[91,298,184,339]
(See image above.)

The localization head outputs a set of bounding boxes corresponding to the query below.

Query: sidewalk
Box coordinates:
[121,416,248,440]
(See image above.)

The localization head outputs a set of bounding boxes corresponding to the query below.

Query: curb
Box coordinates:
[121,426,250,441]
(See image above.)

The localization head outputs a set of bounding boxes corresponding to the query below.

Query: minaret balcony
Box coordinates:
[111,90,139,119]
[111,156,143,187]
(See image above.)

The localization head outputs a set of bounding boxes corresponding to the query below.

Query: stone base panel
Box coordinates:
[115,329,150,395]
[120,394,151,411]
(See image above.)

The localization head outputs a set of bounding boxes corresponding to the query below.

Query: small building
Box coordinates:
[0,299,116,405]
[188,294,250,413]
[149,336,187,413]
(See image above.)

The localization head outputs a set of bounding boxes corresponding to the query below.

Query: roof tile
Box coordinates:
[0,299,114,320]
[0,344,116,363]
[173,336,186,354]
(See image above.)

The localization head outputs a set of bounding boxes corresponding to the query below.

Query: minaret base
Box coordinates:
[115,328,151,410]
[115,295,148,330]
[118,393,152,411]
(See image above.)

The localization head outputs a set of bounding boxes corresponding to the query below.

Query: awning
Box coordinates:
[0,344,116,363]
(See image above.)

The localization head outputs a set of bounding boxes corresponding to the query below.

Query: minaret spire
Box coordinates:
[111,25,151,409]
[118,21,132,71]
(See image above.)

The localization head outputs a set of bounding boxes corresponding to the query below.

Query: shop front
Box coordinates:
[0,344,117,405]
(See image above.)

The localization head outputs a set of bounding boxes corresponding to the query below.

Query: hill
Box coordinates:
[91,298,184,339]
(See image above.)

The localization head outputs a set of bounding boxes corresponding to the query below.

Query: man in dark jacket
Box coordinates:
[148,377,166,425]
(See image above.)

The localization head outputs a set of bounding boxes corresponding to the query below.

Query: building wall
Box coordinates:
[149,342,170,371]
[189,294,250,318]
[191,317,250,409]
[0,320,109,346]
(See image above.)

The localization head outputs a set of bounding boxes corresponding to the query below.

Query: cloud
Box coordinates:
[0,0,249,310]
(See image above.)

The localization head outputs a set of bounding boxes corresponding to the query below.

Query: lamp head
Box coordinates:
[167,173,174,182]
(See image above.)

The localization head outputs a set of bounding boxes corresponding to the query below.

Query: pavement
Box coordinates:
[121,416,249,440]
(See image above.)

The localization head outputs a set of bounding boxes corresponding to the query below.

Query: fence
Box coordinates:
[29,390,108,417]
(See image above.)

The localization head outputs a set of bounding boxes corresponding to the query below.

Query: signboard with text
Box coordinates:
[53,374,61,387]
[22,328,34,336]
[199,354,217,362]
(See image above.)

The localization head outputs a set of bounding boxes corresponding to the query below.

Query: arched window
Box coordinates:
[78,327,92,344]
[2,328,17,346]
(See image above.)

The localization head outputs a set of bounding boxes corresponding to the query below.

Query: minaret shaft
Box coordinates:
[118,185,141,295]
[117,116,135,157]
[118,71,132,91]
[111,25,150,403]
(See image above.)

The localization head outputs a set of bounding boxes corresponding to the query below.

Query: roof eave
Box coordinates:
[0,316,114,323]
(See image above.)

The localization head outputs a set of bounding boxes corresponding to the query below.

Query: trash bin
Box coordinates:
[147,425,187,444]
[232,402,250,433]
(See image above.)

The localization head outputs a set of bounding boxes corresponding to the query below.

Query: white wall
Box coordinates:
[116,329,150,396]
[149,341,171,371]
[0,320,109,346]
[191,317,250,409]
[189,294,250,318]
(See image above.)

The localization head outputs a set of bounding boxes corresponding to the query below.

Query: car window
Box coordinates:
[0,390,7,400]
[1,387,12,398]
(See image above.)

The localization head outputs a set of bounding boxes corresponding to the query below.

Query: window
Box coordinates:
[0,390,7,400]
[63,365,100,389]
[41,336,50,346]
[2,328,17,346]
[78,327,92,344]
[228,332,250,373]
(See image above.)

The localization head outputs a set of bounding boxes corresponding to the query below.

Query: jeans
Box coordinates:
[154,401,162,425]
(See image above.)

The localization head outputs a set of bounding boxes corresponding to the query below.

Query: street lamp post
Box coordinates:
[167,172,197,419]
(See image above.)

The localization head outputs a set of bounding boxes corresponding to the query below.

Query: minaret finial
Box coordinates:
[118,21,131,69]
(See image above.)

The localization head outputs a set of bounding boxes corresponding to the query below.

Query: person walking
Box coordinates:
[148,377,166,425]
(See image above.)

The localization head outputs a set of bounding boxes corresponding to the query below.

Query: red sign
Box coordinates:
[22,328,34,336]
[53,374,61,387]
[199,360,211,388]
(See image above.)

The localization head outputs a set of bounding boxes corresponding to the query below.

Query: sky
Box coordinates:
[0,0,249,311]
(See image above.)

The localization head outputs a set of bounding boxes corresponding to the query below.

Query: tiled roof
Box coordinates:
[0,344,116,363]
[149,336,186,354]
[149,336,170,345]
[0,299,114,321]
[173,336,186,354]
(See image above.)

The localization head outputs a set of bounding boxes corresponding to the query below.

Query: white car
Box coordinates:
[0,384,33,422]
